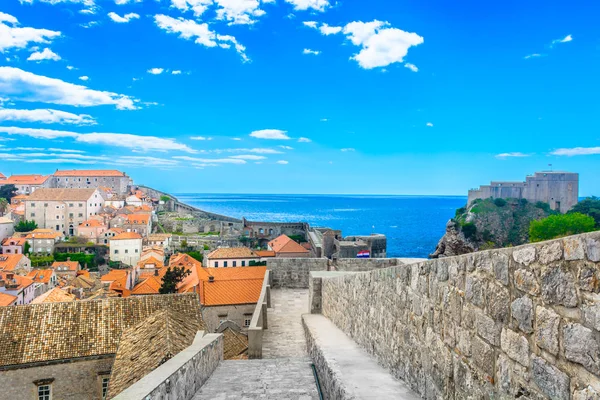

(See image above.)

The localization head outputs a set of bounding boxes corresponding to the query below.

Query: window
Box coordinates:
[214,261,218,268]
[244,317,252,327]
[135,249,138,253]
[69,203,73,207]
[38,385,51,400]
[102,377,109,400]
[31,203,36,207]
[78,213,83,218]
[114,250,119,254]
[125,249,129,254]
[233,261,237,267]
[242,261,246,267]
[79,203,83,207]
[223,261,228,267]
[31,213,35,217]
[69,213,73,218]
[44,203,48,207]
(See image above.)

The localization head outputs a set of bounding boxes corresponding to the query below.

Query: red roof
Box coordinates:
[112,232,142,240]
[51,261,80,272]
[125,214,150,224]
[2,175,49,185]
[268,235,310,254]
[27,269,54,284]
[0,293,17,306]
[198,267,266,306]
[0,172,5,180]
[0,254,27,271]
[54,170,125,177]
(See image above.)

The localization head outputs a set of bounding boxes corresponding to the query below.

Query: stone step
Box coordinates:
[193,358,320,400]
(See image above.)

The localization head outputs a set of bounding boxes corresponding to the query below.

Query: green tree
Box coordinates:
[529,213,596,242]
[569,196,600,227]
[185,251,203,262]
[23,241,31,255]
[160,195,171,202]
[0,198,8,215]
[159,266,191,294]
[0,184,17,202]
[14,220,38,232]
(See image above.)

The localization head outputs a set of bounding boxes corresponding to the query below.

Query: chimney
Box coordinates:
[67,257,71,262]
[208,276,214,283]
[6,273,14,280]
[154,269,158,276]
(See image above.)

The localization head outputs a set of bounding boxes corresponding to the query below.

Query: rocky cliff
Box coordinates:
[430,198,554,258]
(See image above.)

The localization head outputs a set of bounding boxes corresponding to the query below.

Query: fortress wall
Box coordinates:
[320,232,600,399]
[267,258,328,288]
[332,258,401,272]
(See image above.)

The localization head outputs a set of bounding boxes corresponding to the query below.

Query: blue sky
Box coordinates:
[0,0,598,195]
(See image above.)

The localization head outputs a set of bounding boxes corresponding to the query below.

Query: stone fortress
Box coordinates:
[468,171,579,213]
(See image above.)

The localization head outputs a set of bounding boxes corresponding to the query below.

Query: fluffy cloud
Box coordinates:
[0,67,138,110]
[170,0,213,17]
[551,34,572,46]
[303,48,320,55]
[276,160,289,164]
[154,15,249,62]
[172,70,182,75]
[115,156,179,167]
[190,136,212,140]
[18,0,94,5]
[524,53,545,59]
[27,48,61,62]
[229,154,266,160]
[211,147,283,154]
[79,76,90,81]
[426,122,433,127]
[285,0,329,12]
[214,0,268,25]
[250,129,290,140]
[108,12,140,23]
[0,108,96,125]
[320,23,342,35]
[303,21,318,28]
[404,62,418,72]
[550,147,600,156]
[342,20,424,69]
[147,68,164,75]
[0,12,61,52]
[298,137,311,142]
[495,152,531,159]
[173,155,246,164]
[0,126,197,153]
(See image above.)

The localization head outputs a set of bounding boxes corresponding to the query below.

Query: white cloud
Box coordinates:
[0,127,197,153]
[172,70,182,75]
[0,67,138,110]
[342,20,424,69]
[79,76,90,81]
[190,136,212,140]
[48,148,85,153]
[27,48,61,62]
[303,48,321,55]
[320,118,328,122]
[495,152,531,159]
[212,147,283,154]
[276,160,289,164]
[214,0,267,25]
[320,23,342,35]
[404,62,418,72]
[285,0,330,12]
[426,122,433,127]
[551,34,572,46]
[229,154,266,160]
[66,65,77,70]
[108,12,140,23]
[0,13,61,52]
[154,15,249,62]
[173,155,246,164]
[298,137,311,142]
[232,137,242,141]
[0,108,96,125]
[115,156,179,167]
[550,147,600,156]
[340,148,355,152]
[147,68,164,75]
[279,145,293,150]
[250,129,290,140]
[303,21,318,29]
[170,0,213,17]
[80,21,100,29]
[115,0,143,4]
[524,53,545,59]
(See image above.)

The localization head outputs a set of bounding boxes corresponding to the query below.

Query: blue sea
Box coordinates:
[175,194,468,258]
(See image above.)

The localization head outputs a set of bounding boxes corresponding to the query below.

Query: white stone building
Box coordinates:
[110,232,143,266]
[205,247,260,268]
[0,217,14,244]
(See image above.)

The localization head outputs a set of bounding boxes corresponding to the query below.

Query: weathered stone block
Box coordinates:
[436,259,449,282]
[535,306,560,355]
[541,267,578,307]
[487,283,510,323]
[472,335,494,376]
[466,275,486,308]
[493,251,510,286]
[586,238,600,262]
[501,328,529,366]
[564,322,600,375]
[514,268,540,296]
[539,241,563,264]
[448,260,465,290]
[443,287,462,324]
[475,252,493,274]
[579,264,600,293]
[476,311,501,346]
[573,386,600,400]
[511,296,533,333]
[455,326,471,357]
[531,356,570,400]
[564,237,585,260]
[513,246,536,266]
[497,353,529,396]
[582,300,600,331]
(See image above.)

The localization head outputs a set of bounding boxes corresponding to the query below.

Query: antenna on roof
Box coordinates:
[548,163,553,172]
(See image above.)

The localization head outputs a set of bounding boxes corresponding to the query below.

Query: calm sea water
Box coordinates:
[175,194,468,258]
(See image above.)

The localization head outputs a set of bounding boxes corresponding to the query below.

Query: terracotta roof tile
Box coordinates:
[78,219,106,228]
[131,275,162,295]
[0,272,33,291]
[2,175,49,185]
[31,287,76,304]
[0,293,17,306]
[26,269,54,284]
[125,214,150,224]
[221,327,248,360]
[254,250,276,257]
[268,234,310,254]
[207,247,258,260]
[0,293,204,367]
[54,169,125,177]
[198,267,266,306]
[101,269,128,282]
[51,261,80,272]
[26,188,98,201]
[1,237,27,247]
[111,232,142,240]
[0,254,26,272]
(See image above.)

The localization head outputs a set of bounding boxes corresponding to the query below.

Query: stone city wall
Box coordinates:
[267,258,328,289]
[333,258,400,272]
[320,232,600,399]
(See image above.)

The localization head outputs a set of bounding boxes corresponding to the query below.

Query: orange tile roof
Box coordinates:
[79,219,106,228]
[27,269,54,284]
[0,292,17,306]
[11,194,28,200]
[2,174,49,185]
[0,272,34,290]
[54,169,125,177]
[26,230,61,240]
[268,234,310,254]
[1,237,27,247]
[31,287,76,304]
[0,254,27,271]
[51,261,80,272]
[101,269,129,282]
[0,172,5,180]
[138,256,164,269]
[131,275,162,295]
[170,253,203,269]
[207,247,258,260]
[254,250,276,258]
[198,267,266,306]
[125,214,150,224]
[112,232,142,240]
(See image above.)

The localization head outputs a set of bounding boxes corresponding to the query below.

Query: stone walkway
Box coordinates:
[262,289,309,359]
[193,359,319,400]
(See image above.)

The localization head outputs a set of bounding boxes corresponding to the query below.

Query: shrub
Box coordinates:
[461,222,477,240]
[569,196,600,227]
[529,213,596,242]
[15,220,38,232]
[519,198,528,206]
[30,254,55,267]
[455,207,466,218]
[160,195,171,202]
[535,201,552,213]
[185,251,203,262]
[54,252,96,268]
[493,198,507,207]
